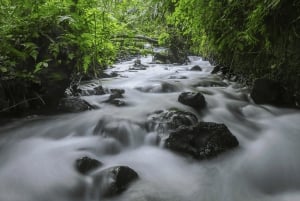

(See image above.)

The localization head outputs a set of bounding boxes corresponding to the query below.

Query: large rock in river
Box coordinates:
[75,156,102,174]
[95,166,139,198]
[165,122,239,160]
[147,109,198,135]
[58,97,95,112]
[178,92,206,109]
[190,65,202,71]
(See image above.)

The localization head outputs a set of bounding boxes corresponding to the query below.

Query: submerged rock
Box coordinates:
[135,82,179,93]
[110,89,125,96]
[75,156,102,174]
[97,166,139,198]
[58,97,95,112]
[178,92,206,109]
[190,65,202,71]
[133,59,149,68]
[193,77,228,87]
[147,109,198,136]
[165,122,239,160]
[109,99,126,107]
[93,117,144,146]
[168,75,188,79]
[105,88,126,106]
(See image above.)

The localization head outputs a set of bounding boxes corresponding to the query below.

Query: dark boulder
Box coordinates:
[75,156,102,174]
[147,109,198,135]
[97,166,139,197]
[153,52,171,64]
[190,65,202,71]
[105,88,126,106]
[165,122,239,160]
[211,65,229,74]
[250,78,294,106]
[58,97,95,112]
[211,64,221,74]
[168,75,188,79]
[133,59,149,68]
[108,89,124,100]
[99,71,119,78]
[78,85,106,96]
[178,92,206,109]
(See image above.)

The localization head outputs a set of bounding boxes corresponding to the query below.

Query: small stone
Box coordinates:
[99,166,139,197]
[178,92,206,109]
[75,156,102,174]
[190,65,202,71]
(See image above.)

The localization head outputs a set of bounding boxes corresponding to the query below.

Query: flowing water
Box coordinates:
[0,56,300,201]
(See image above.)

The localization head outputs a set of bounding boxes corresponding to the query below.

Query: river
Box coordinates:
[0,55,299,201]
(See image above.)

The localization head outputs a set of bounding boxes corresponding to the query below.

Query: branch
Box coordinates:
[0,95,45,113]
[113,34,158,44]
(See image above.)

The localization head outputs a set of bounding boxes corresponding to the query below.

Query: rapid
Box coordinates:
[0,55,299,201]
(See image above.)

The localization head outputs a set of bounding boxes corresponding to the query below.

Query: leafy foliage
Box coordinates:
[159,0,300,96]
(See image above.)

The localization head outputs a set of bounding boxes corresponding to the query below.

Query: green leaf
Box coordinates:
[34,60,51,73]
[0,67,8,73]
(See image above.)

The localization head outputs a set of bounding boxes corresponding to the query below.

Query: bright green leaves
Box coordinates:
[34,60,51,74]
[158,32,170,46]
[0,67,8,73]
[22,42,39,61]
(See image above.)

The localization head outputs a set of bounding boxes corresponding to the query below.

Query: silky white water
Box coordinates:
[0,55,299,201]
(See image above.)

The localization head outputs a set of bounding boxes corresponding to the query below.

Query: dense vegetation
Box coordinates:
[1,0,299,116]
[157,0,300,105]
[0,0,157,115]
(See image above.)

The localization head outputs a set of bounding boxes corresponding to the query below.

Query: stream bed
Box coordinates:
[0,56,300,201]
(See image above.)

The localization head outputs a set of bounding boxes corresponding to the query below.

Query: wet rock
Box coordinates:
[190,65,202,71]
[129,67,147,71]
[211,65,229,74]
[178,92,206,109]
[97,166,139,197]
[79,85,106,96]
[168,75,188,79]
[250,78,293,106]
[135,82,179,93]
[93,86,106,95]
[58,97,95,112]
[109,99,126,107]
[75,156,102,174]
[153,52,171,64]
[133,59,149,68]
[105,88,126,106]
[107,89,125,100]
[99,71,119,78]
[165,122,239,160]
[93,117,144,146]
[193,78,228,87]
[147,109,198,137]
[211,64,221,74]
